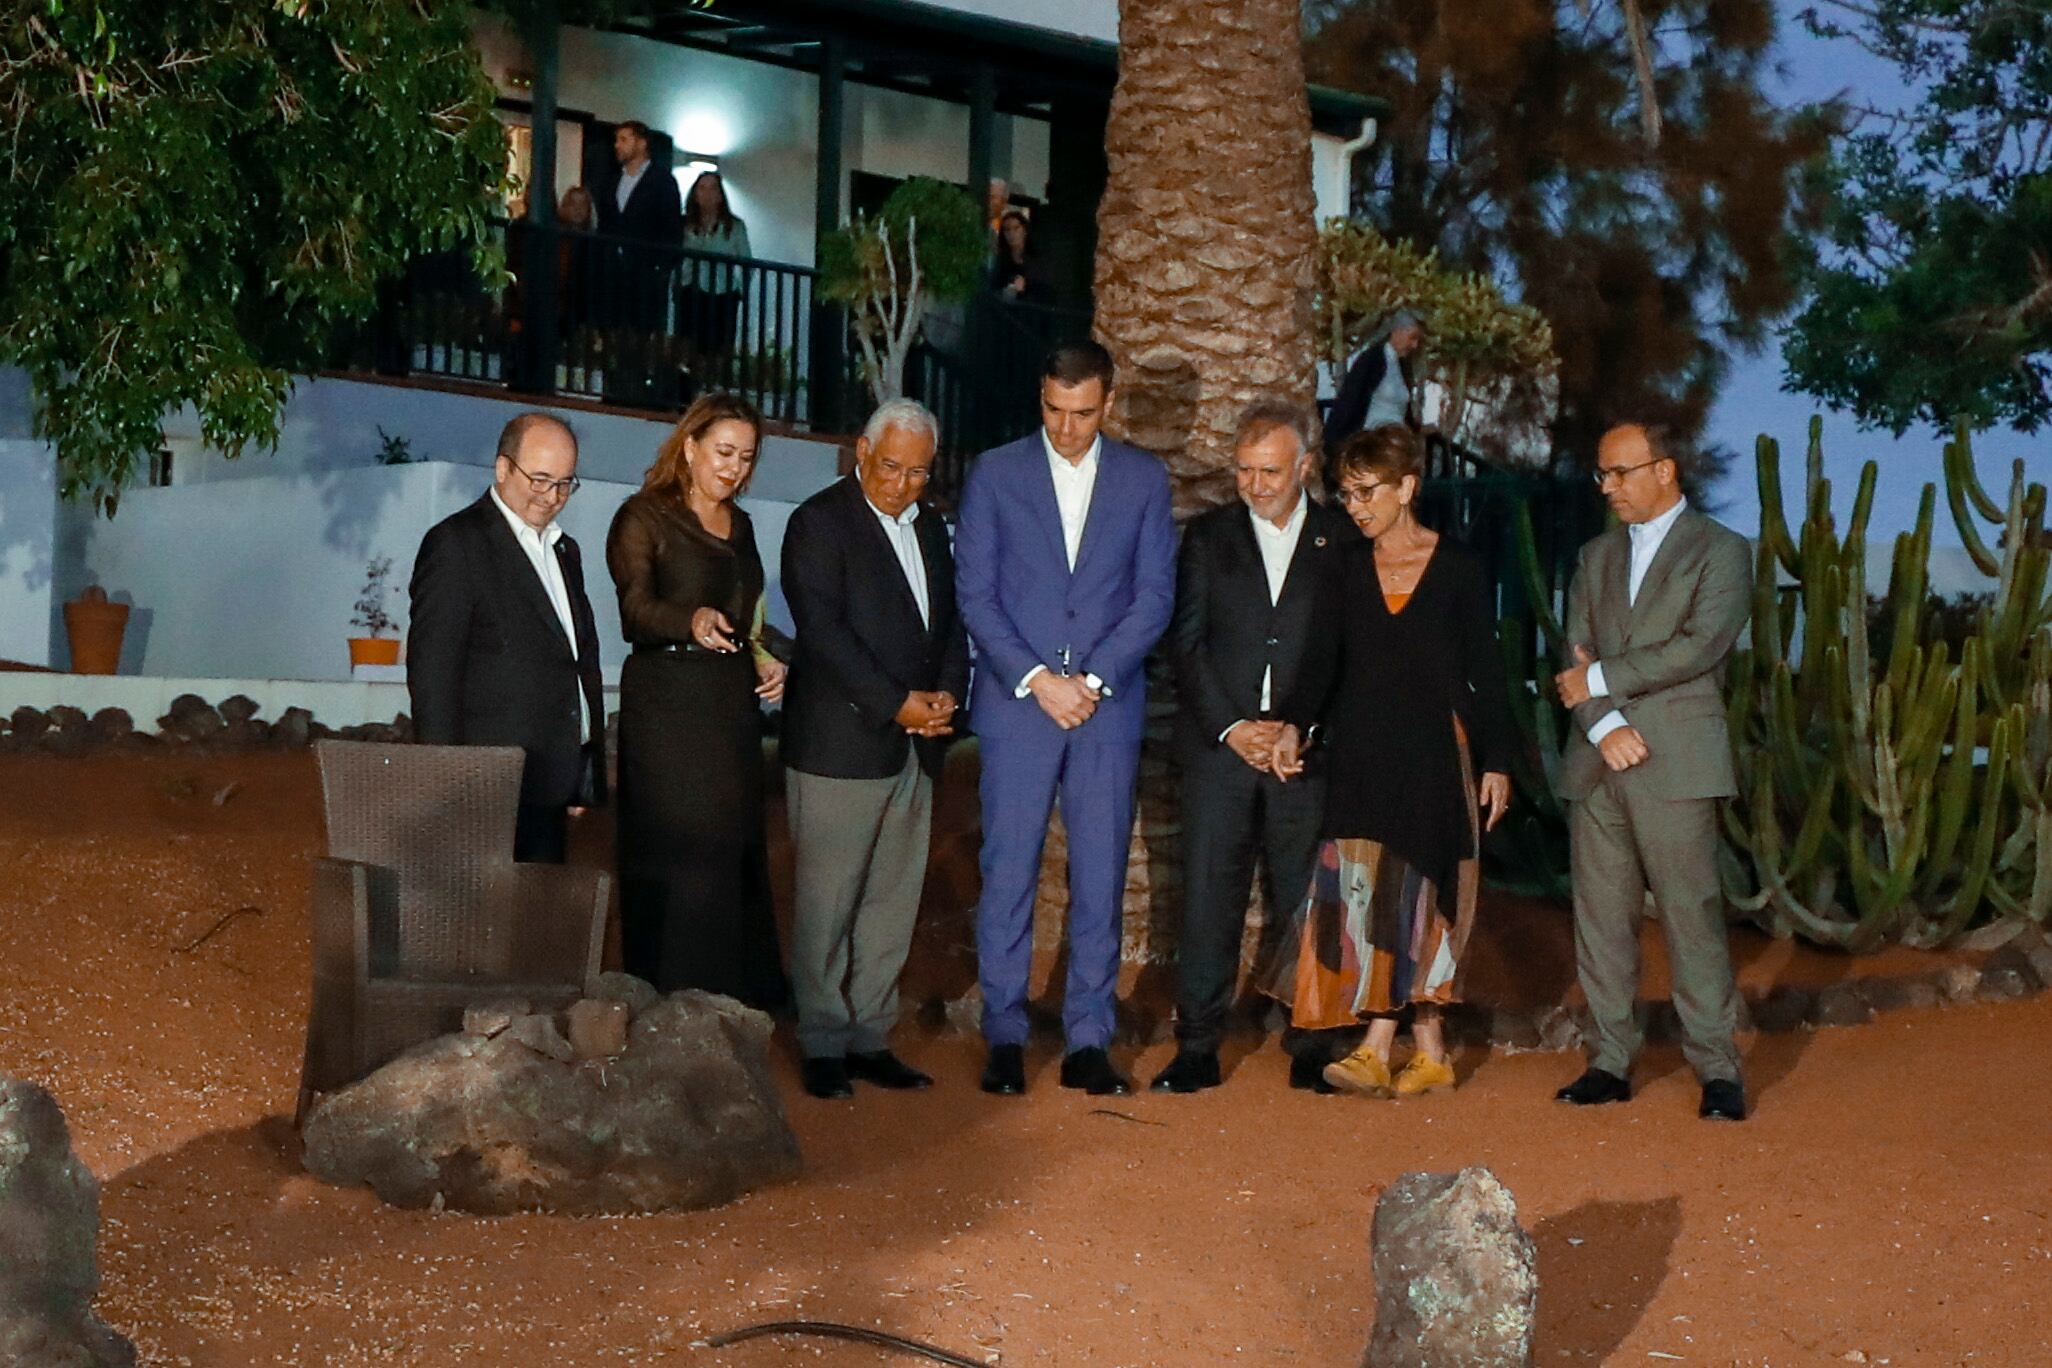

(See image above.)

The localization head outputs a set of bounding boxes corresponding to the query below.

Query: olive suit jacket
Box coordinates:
[1555,507,1753,803]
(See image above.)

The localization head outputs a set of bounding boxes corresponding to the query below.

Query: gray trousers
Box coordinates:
[1569,774,1742,1084]
[788,757,933,1059]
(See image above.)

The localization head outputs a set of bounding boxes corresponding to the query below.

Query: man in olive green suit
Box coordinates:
[1552,423,1753,1122]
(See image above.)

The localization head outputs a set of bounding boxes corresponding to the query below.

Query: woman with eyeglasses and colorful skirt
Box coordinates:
[606,392,789,1011]
[1261,423,1515,1096]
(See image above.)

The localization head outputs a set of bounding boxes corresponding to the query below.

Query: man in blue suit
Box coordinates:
[954,342,1178,1097]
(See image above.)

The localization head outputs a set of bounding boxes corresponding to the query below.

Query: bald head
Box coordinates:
[493,412,580,530]
[1594,423,1683,525]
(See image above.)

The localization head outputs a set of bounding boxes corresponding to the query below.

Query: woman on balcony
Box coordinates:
[607,392,788,1010]
[1260,424,1514,1098]
[680,171,753,362]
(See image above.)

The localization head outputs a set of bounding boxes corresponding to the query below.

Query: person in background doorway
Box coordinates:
[681,170,753,359]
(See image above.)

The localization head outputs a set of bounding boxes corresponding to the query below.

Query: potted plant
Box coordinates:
[348,556,401,667]
[63,584,130,674]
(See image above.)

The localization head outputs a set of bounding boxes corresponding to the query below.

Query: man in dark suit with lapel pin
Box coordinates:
[407,412,607,864]
[780,399,971,1100]
[1151,399,1355,1094]
[1551,422,1754,1121]
[954,342,1178,1098]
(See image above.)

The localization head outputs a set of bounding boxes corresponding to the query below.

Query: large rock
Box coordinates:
[1365,1167,1537,1368]
[0,1077,138,1367]
[301,988,801,1215]
[157,694,223,743]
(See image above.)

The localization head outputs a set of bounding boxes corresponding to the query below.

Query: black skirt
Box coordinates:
[616,648,787,1010]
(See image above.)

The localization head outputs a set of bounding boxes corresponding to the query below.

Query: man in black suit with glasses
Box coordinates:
[407,412,607,863]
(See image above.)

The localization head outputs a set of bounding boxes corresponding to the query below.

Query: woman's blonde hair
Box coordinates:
[643,392,763,503]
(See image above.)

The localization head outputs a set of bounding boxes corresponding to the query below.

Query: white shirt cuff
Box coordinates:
[1586,709,1630,745]
[1585,660,1610,698]
[1084,672,1107,697]
[1015,665,1046,699]
[1220,719,1251,745]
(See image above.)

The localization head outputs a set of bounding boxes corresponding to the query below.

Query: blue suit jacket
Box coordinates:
[955,433,1177,744]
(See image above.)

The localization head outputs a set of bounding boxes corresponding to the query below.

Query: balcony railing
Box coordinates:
[334,221,1094,506]
[336,219,858,429]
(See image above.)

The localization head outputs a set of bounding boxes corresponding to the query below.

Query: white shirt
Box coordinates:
[490,487,592,743]
[867,495,929,628]
[615,160,649,213]
[1362,342,1411,429]
[1015,431,1106,698]
[1248,495,1307,714]
[1584,495,1688,744]
[1043,429,1101,570]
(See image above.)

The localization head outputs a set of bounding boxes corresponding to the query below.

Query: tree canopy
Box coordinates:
[0,0,509,511]
[1780,0,2052,437]
[1304,0,1830,469]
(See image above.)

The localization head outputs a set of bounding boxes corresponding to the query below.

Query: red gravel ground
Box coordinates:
[3,749,2049,1367]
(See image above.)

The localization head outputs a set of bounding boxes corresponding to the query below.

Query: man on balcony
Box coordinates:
[596,120,683,402]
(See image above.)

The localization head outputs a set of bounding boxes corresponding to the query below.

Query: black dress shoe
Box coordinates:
[1699,1077,1748,1121]
[1059,1046,1132,1096]
[1555,1068,1632,1105]
[800,1057,853,1100]
[980,1044,1026,1096]
[1289,1055,1339,1095]
[846,1050,933,1090]
[1148,1049,1222,1094]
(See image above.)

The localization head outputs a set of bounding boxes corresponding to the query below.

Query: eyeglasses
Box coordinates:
[1336,480,1391,507]
[1592,457,1663,490]
[505,455,580,498]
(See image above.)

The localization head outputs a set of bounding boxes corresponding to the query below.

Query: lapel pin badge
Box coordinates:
[1314,536,1327,547]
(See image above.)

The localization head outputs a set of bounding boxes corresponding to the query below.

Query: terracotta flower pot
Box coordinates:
[348,637,401,667]
[64,587,130,675]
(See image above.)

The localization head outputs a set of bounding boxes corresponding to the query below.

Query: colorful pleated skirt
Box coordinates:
[1260,720,1480,1028]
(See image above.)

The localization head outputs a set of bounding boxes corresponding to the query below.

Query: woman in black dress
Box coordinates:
[1265,424,1514,1096]
[607,392,789,1008]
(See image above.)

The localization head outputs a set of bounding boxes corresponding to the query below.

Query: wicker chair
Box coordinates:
[297,740,609,1123]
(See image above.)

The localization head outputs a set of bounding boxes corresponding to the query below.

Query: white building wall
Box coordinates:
[155,374,839,498]
[55,459,803,684]
[0,438,58,668]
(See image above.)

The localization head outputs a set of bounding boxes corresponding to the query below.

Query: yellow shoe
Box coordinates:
[1322,1047,1394,1097]
[1394,1053,1456,1097]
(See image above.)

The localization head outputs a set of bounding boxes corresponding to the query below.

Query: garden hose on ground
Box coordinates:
[701,1319,986,1366]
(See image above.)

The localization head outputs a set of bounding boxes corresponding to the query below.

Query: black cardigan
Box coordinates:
[1284,536,1515,892]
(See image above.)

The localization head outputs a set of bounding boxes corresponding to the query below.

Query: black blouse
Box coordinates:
[605,492,763,647]
[1285,537,1514,891]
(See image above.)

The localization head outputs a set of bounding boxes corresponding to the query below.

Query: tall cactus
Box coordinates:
[1719,418,2051,948]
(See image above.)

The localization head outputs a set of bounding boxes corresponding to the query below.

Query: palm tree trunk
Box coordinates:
[1095,0,1321,515]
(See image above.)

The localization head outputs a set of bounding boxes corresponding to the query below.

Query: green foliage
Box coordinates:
[1305,0,1829,462]
[1782,0,2052,435]
[1723,420,2051,947]
[374,426,414,466]
[351,555,397,638]
[0,0,510,512]
[819,177,986,404]
[1316,221,1559,462]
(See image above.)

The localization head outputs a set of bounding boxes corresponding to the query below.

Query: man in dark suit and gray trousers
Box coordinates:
[1151,399,1353,1094]
[781,399,970,1100]
[1552,422,1753,1121]
[407,412,606,863]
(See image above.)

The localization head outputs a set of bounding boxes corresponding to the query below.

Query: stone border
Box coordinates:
[922,927,2052,1052]
[0,695,410,755]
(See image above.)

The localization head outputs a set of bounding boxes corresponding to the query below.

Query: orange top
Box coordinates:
[1384,591,1413,614]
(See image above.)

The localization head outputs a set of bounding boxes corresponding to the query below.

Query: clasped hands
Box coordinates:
[895,690,959,738]
[1244,722,1511,830]
[1029,670,1100,730]
[1554,642,1649,773]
